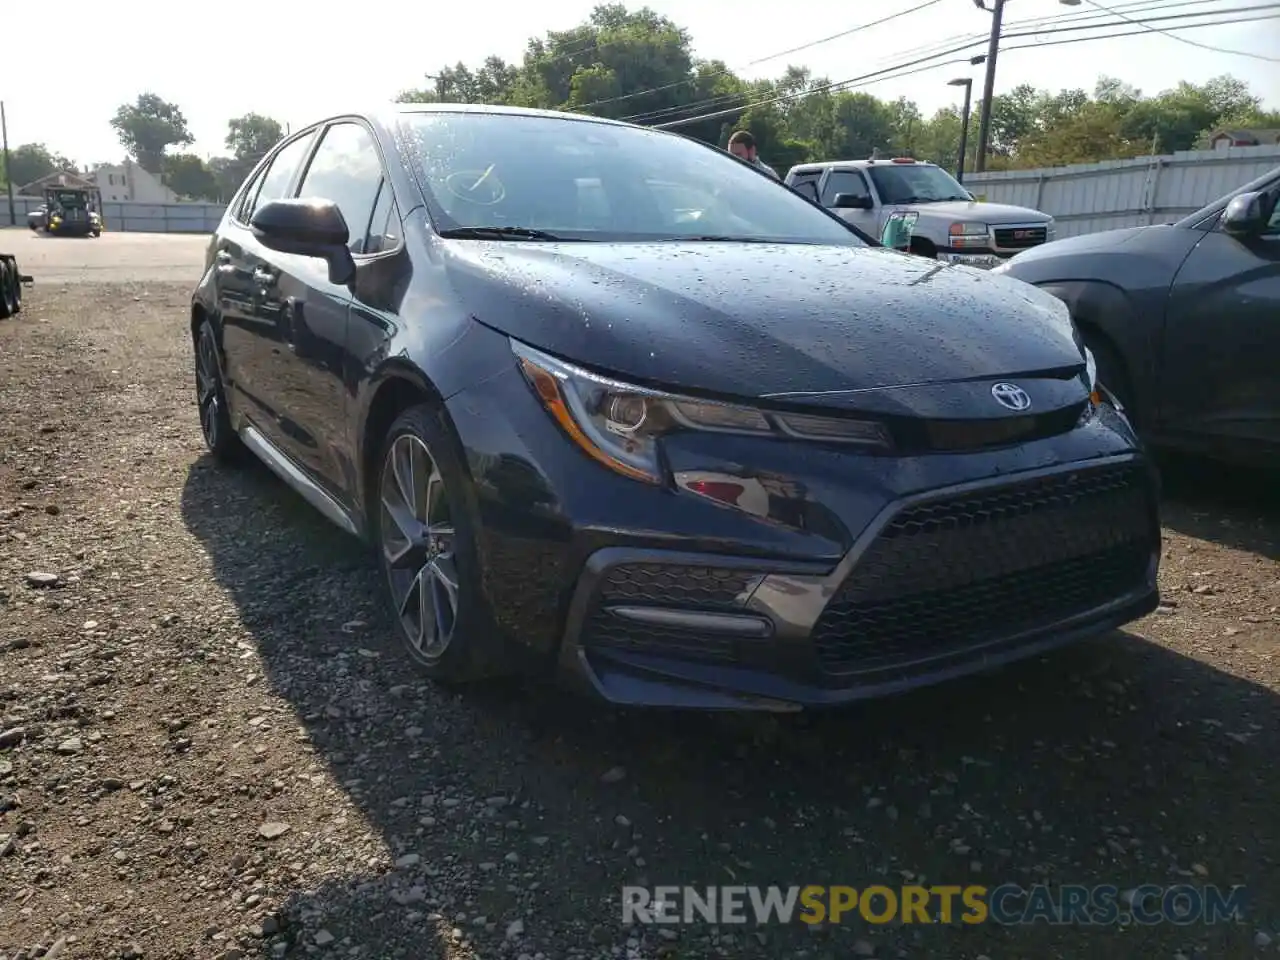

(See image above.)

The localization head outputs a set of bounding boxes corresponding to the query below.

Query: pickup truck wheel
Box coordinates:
[908,238,937,259]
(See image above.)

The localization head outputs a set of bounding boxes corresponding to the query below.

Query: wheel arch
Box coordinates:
[357,364,450,525]
[1036,279,1151,420]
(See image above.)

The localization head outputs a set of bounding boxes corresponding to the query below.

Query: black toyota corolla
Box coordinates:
[190,103,1161,711]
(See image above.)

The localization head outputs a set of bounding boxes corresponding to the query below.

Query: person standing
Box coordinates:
[727,131,780,180]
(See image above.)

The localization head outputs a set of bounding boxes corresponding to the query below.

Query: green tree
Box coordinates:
[110,93,194,174]
[162,154,219,201]
[225,113,284,167]
[4,143,78,189]
[388,4,1272,173]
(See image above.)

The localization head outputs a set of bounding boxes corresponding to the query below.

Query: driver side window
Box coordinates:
[295,122,385,254]
[820,171,870,207]
[1263,189,1280,236]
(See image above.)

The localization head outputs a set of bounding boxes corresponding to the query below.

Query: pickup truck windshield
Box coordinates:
[868,165,971,204]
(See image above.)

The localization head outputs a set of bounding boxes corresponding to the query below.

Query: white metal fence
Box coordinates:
[965,144,1280,238]
[3,195,226,233]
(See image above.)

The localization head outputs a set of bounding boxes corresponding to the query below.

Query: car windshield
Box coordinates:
[867,164,972,204]
[400,111,867,245]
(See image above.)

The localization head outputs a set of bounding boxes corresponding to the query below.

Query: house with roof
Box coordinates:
[1205,127,1280,151]
[90,158,179,203]
[15,169,96,197]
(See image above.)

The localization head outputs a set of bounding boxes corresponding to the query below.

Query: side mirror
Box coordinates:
[1221,191,1268,238]
[251,198,356,286]
[832,193,873,210]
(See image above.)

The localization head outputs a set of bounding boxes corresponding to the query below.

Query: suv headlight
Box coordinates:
[512,339,891,483]
[1045,218,1056,241]
[948,221,989,249]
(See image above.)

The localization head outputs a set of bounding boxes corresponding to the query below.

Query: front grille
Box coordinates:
[896,404,1085,453]
[812,462,1154,677]
[597,562,761,608]
[994,226,1047,249]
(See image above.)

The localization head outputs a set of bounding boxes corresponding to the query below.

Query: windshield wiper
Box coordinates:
[438,226,568,241]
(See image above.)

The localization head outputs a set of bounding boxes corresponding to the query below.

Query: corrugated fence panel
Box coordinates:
[967,144,1280,238]
[3,195,228,233]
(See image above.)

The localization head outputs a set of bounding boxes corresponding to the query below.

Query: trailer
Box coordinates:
[0,252,33,319]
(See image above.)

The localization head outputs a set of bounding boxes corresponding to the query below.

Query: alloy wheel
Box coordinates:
[380,434,460,660]
[196,328,222,446]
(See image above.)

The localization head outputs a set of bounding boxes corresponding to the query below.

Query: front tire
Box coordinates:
[195,320,243,463]
[374,404,504,685]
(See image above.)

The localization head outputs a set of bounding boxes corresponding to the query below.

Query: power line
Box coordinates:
[651,40,993,128]
[628,3,1263,125]
[574,0,945,112]
[651,8,1280,130]
[1068,0,1280,61]
[872,0,1214,73]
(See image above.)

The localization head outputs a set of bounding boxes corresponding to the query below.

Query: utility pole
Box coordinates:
[1,101,15,227]
[948,78,974,183]
[973,0,1004,174]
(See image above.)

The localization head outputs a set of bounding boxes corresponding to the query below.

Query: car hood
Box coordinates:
[444,240,1085,403]
[905,200,1050,223]
[1006,224,1158,261]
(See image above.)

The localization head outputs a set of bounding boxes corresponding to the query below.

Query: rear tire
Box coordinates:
[195,320,244,464]
[0,262,17,320]
[373,403,508,686]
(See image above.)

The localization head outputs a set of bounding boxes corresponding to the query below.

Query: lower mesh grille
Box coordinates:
[581,610,743,664]
[812,462,1155,677]
[582,562,765,664]
[597,562,761,608]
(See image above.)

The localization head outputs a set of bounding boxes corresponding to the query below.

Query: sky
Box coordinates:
[1,0,1277,167]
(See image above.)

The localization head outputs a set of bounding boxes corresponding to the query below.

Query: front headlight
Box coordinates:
[948,221,989,248]
[512,339,891,484]
[1045,218,1056,241]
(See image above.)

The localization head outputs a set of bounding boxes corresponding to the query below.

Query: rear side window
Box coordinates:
[238,131,318,223]
[820,171,871,206]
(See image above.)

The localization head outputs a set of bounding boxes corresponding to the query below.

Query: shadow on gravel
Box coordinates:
[180,453,1280,959]
[1157,453,1279,562]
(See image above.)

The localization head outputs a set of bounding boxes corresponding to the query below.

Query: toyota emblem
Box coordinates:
[991,382,1032,411]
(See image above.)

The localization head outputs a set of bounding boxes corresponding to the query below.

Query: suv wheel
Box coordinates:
[374,404,505,684]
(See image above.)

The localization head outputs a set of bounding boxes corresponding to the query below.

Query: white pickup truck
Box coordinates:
[784,157,1055,268]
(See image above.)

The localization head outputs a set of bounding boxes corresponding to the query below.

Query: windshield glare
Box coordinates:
[868,164,971,204]
[401,111,865,245]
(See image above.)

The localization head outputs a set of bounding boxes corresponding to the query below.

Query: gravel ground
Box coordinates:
[1,279,1279,960]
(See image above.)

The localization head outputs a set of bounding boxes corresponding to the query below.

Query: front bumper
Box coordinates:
[937,224,1052,269]
[448,364,1161,710]
[556,455,1160,710]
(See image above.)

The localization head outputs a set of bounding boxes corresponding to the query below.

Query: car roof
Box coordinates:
[294,102,642,136]
[787,158,938,175]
